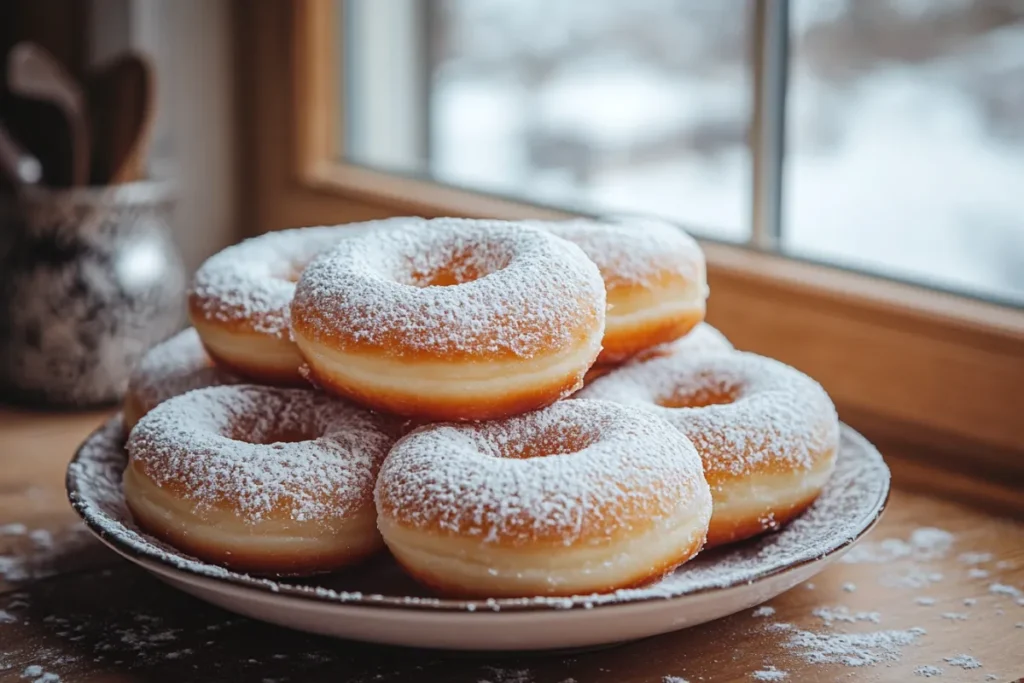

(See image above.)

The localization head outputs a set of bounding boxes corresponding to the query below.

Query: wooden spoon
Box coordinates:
[0,119,42,186]
[6,42,90,187]
[87,52,155,185]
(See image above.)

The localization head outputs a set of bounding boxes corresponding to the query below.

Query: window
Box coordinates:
[339,0,1024,305]
[237,0,1024,472]
[341,0,752,242]
[785,0,1024,306]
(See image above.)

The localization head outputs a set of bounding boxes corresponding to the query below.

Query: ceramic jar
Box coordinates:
[0,180,185,406]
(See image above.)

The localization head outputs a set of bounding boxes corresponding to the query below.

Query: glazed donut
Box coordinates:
[375,400,712,598]
[584,322,732,384]
[579,352,838,548]
[189,219,418,385]
[540,218,708,364]
[123,328,241,435]
[291,218,606,421]
[124,385,395,575]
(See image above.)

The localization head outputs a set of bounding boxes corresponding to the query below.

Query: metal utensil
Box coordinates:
[7,42,90,186]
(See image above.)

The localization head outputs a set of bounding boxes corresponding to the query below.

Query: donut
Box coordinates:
[188,219,419,385]
[540,217,708,363]
[124,385,395,575]
[123,328,241,435]
[291,218,606,421]
[583,322,733,384]
[375,400,712,598]
[578,352,839,548]
[634,321,733,362]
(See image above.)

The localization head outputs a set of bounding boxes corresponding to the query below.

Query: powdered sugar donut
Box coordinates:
[375,399,712,597]
[124,385,395,575]
[584,322,732,384]
[189,219,419,385]
[635,321,732,362]
[540,218,708,363]
[123,328,241,435]
[291,218,606,421]
[579,352,838,548]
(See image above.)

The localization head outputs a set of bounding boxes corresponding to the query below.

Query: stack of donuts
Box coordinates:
[121,216,839,597]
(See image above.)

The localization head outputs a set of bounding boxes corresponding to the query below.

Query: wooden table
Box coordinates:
[1,409,1022,683]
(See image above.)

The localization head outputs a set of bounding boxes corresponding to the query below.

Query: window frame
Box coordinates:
[233,0,1024,483]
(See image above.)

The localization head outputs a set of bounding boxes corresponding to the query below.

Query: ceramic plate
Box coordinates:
[67,418,889,651]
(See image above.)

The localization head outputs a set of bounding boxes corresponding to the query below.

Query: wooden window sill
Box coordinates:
[2,409,1023,682]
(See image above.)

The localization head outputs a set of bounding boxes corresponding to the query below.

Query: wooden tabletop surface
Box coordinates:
[1,409,1022,683]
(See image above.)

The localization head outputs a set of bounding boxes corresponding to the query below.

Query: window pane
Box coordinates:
[785,0,1024,305]
[341,0,753,242]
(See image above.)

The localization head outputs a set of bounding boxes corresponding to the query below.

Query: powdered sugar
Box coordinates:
[189,221,405,338]
[578,351,840,480]
[69,419,889,611]
[841,527,954,564]
[989,583,1022,598]
[958,552,993,565]
[812,605,881,625]
[773,623,927,666]
[127,386,394,523]
[750,665,788,680]
[943,654,981,669]
[291,218,605,359]
[125,328,240,422]
[0,523,96,584]
[914,665,944,677]
[537,217,705,290]
[882,568,944,589]
[376,400,710,546]
[753,605,776,617]
[478,667,534,683]
[20,665,60,683]
[634,322,733,362]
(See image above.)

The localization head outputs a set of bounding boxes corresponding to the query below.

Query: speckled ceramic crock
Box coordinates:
[0,181,185,407]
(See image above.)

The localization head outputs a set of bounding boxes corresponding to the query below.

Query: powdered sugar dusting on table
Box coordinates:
[125,328,241,417]
[772,623,927,666]
[750,665,788,680]
[841,527,954,564]
[578,351,840,479]
[189,221,411,338]
[69,419,888,610]
[127,386,394,523]
[944,654,982,669]
[914,665,944,677]
[536,217,705,289]
[376,400,710,546]
[812,605,881,626]
[291,218,605,359]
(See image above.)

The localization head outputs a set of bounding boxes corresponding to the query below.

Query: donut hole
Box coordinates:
[224,416,314,445]
[405,242,514,288]
[497,422,599,460]
[283,260,315,284]
[657,373,741,409]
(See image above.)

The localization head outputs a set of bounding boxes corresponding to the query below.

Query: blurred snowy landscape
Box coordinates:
[361,0,1024,304]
